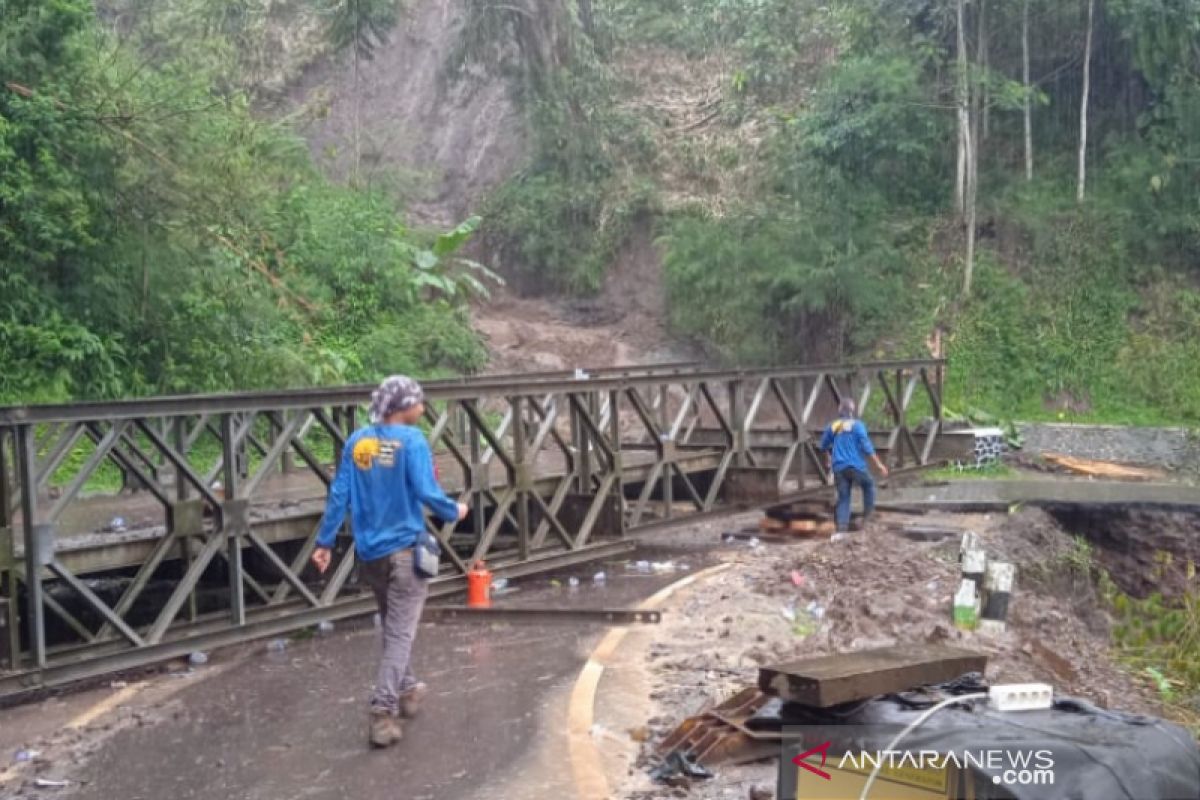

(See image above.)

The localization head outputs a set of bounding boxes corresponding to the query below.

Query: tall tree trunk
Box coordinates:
[1077,0,1095,203]
[980,0,990,140]
[576,0,595,39]
[957,0,977,295]
[955,0,969,217]
[353,47,362,186]
[965,166,978,296]
[1023,0,1033,181]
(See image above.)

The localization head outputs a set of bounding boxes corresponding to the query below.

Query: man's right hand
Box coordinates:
[311,547,332,574]
[456,502,470,521]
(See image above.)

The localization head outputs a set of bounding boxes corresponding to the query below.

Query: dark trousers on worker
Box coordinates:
[834,467,876,531]
[360,549,428,714]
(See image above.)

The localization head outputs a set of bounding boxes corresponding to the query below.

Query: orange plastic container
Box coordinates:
[467,561,493,608]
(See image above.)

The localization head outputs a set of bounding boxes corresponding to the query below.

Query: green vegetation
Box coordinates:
[0,0,489,404]
[1107,554,1200,724]
[452,1,658,294]
[474,0,1200,424]
[6,0,1200,430]
[924,462,1016,481]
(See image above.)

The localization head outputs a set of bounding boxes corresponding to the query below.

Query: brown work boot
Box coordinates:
[399,682,428,719]
[369,710,403,749]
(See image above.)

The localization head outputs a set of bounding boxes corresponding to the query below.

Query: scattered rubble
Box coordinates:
[611,506,1166,799]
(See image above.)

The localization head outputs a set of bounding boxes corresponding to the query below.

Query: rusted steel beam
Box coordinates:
[758,644,987,708]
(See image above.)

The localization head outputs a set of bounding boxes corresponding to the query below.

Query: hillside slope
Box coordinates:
[290,0,526,227]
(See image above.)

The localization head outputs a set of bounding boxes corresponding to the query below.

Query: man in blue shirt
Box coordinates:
[311,375,467,749]
[820,399,889,533]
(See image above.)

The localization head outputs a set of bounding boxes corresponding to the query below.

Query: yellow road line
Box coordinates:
[0,680,149,786]
[66,680,148,730]
[567,562,732,800]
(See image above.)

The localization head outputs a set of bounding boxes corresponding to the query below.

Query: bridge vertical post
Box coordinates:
[894,369,905,469]
[0,428,19,669]
[219,414,245,628]
[467,401,485,549]
[728,378,746,467]
[172,417,198,622]
[657,385,669,435]
[280,412,295,475]
[511,396,531,562]
[609,389,625,537]
[656,383,674,520]
[16,425,47,668]
[793,377,807,489]
[332,407,345,468]
[573,394,591,494]
[172,418,189,503]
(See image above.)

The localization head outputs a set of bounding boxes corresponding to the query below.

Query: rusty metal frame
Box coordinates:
[0,359,944,696]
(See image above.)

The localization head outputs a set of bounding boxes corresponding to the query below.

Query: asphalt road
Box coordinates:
[7,544,711,800]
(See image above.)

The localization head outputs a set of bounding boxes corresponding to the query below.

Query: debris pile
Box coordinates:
[614,508,1166,800]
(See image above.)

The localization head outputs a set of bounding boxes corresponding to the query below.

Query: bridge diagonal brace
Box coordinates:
[95,526,185,642]
[530,479,576,551]
[48,559,145,647]
[145,531,227,645]
[83,423,172,509]
[245,530,321,608]
[134,420,225,507]
[242,412,310,497]
[47,421,128,524]
[461,401,517,476]
[319,546,359,605]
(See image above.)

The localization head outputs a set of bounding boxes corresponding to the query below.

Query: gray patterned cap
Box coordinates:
[370,375,425,423]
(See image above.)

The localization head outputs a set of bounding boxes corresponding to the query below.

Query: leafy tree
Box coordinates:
[0,0,490,403]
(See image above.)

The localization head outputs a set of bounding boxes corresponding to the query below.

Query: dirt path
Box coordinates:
[473,230,699,374]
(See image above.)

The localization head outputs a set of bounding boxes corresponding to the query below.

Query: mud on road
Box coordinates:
[599,508,1168,800]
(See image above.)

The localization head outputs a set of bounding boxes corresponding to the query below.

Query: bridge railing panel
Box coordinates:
[0,359,943,692]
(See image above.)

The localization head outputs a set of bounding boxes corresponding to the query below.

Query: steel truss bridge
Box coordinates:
[0,359,950,698]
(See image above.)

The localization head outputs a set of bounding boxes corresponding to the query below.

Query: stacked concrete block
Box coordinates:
[952,427,1006,469]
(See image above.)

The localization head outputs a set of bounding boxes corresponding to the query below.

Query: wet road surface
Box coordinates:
[42,542,718,800]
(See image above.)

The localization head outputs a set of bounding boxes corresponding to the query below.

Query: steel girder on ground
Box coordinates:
[0,359,945,696]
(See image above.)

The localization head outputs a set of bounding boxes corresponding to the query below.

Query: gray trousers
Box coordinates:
[360,549,428,713]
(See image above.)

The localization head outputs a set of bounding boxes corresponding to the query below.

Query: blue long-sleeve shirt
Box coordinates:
[819,417,876,473]
[315,424,459,562]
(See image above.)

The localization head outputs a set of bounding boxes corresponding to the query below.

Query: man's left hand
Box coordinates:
[311,547,332,574]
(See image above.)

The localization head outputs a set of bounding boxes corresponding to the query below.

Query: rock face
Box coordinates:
[291,0,528,227]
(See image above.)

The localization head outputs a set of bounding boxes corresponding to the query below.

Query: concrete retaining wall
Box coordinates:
[1019,423,1200,473]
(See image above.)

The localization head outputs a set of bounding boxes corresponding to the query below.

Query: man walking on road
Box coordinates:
[312,376,468,749]
[820,399,889,533]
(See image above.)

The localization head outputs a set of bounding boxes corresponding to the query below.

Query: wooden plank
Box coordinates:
[758,645,987,708]
[787,520,835,537]
[759,516,785,532]
[1042,452,1165,481]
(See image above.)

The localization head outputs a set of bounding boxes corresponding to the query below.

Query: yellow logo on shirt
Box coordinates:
[832,418,854,435]
[353,437,381,470]
[352,436,401,470]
